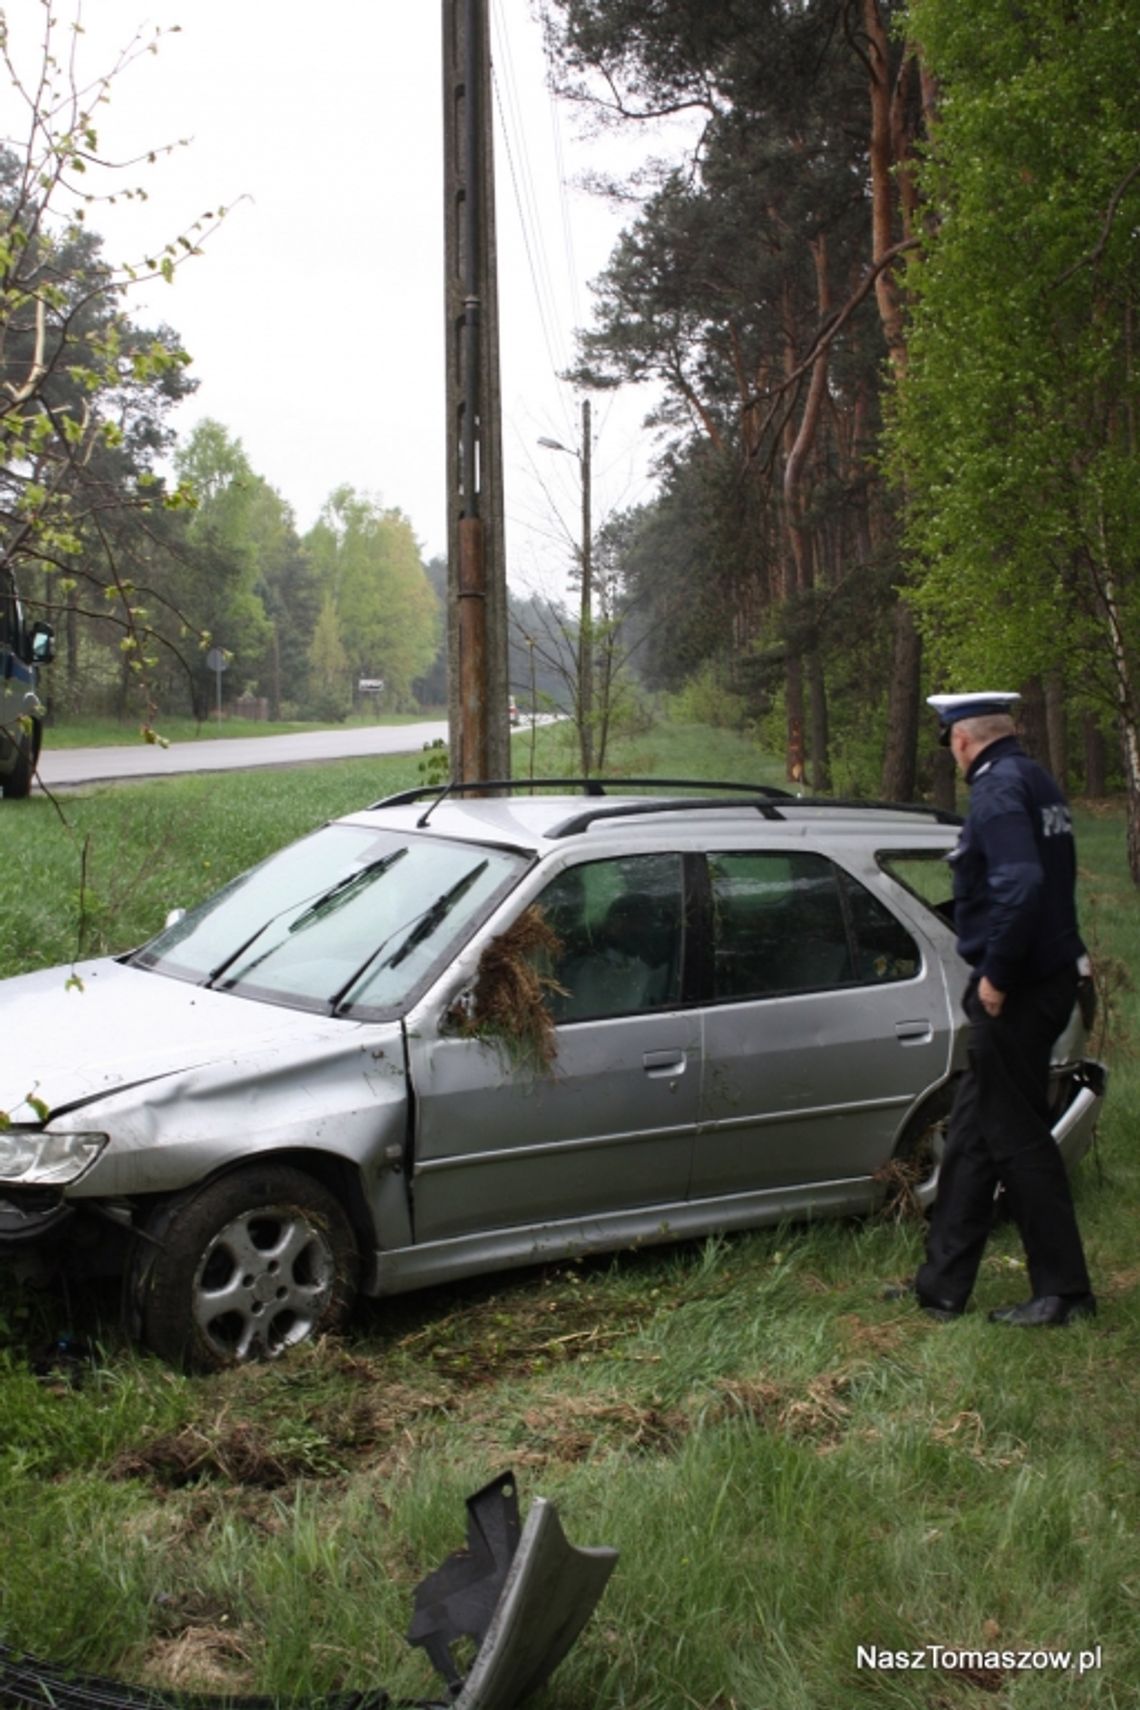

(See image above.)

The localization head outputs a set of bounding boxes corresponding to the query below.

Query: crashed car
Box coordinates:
[0,780,1105,1368]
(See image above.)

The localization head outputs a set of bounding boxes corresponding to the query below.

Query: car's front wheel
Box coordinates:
[134,1165,358,1370]
[1,721,35,799]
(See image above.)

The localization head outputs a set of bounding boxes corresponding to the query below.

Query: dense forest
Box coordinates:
[544,0,1140,873]
[2,1,1138,871]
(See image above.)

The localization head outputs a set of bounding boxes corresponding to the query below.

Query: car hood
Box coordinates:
[0,957,360,1119]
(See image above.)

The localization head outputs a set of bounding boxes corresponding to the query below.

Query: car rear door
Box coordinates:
[405,851,702,1242]
[690,848,954,1197]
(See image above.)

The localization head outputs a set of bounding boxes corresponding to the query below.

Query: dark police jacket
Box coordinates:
[950,736,1084,991]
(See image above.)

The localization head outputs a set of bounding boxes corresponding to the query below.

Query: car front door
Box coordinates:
[405,851,702,1243]
[690,849,954,1197]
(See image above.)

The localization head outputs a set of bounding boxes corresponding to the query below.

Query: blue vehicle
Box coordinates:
[0,567,54,798]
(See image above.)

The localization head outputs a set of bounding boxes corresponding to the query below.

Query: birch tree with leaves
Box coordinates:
[0,1,225,743]
[890,0,1140,879]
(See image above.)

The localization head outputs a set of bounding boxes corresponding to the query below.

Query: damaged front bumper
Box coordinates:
[1051,1058,1107,1172]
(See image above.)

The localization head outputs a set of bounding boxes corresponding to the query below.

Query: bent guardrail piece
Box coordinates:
[406,1470,618,1709]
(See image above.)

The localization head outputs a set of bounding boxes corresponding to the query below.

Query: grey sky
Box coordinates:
[4,0,681,595]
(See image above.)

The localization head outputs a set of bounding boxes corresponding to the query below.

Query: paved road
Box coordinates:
[35,719,452,789]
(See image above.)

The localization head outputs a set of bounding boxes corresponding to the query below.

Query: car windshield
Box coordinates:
[130,823,527,1017]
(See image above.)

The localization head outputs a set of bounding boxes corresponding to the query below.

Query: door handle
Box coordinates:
[895,1020,933,1044]
[643,1049,686,1077]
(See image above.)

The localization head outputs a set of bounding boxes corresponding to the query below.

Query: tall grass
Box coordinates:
[0,731,1136,1707]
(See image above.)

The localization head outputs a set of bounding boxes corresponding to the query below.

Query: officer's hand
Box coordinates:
[978,975,1005,1017]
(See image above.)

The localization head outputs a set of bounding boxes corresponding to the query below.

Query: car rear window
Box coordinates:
[877,851,956,927]
[709,851,921,998]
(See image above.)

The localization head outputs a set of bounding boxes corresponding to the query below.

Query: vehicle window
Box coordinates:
[837,869,922,981]
[709,851,920,999]
[537,853,685,1022]
[877,851,955,925]
[131,824,527,1016]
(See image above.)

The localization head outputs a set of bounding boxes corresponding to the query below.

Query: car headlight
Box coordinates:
[0,1130,107,1186]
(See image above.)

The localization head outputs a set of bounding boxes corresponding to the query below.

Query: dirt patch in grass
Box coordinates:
[1105,1263,1140,1297]
[111,1420,328,1489]
[514,1393,688,1465]
[713,1369,857,1449]
[109,1383,453,1490]
[834,1313,908,1355]
[134,1625,257,1696]
[392,1288,655,1384]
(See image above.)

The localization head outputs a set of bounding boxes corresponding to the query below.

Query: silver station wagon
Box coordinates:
[0,780,1105,1368]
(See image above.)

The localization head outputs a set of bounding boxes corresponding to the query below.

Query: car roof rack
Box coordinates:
[368,778,962,836]
[548,794,963,838]
[370,776,794,818]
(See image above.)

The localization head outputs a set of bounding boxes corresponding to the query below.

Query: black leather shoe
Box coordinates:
[988,1294,1097,1327]
[882,1280,963,1321]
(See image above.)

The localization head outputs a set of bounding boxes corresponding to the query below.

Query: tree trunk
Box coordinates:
[809,651,830,792]
[786,652,806,786]
[863,0,908,370]
[1082,712,1106,797]
[1088,545,1140,881]
[1045,672,1068,787]
[931,746,957,814]
[879,601,922,801]
[1123,716,1140,885]
[781,245,830,785]
[1019,676,1048,766]
[66,588,79,710]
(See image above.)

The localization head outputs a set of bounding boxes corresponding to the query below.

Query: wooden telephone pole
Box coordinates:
[442,0,509,784]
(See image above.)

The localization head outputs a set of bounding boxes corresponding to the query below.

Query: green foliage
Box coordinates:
[305,597,353,724]
[890,0,1140,702]
[304,488,440,713]
[417,738,450,788]
[0,12,217,721]
[667,658,750,731]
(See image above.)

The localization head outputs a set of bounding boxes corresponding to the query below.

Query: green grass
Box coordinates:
[0,729,1136,1708]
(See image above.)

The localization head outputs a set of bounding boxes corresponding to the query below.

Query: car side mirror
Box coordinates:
[30,623,54,665]
[442,986,476,1033]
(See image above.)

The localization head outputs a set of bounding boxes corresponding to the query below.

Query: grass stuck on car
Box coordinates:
[0,778,1105,1369]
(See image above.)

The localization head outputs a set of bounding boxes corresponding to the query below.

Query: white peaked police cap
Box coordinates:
[927,692,1021,746]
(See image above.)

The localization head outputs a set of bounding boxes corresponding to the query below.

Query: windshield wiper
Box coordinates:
[288,848,407,932]
[385,860,490,970]
[207,849,407,988]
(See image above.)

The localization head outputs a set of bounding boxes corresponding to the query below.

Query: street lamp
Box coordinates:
[538,399,593,774]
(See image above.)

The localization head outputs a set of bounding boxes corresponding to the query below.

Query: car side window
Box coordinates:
[709,851,919,999]
[837,869,922,982]
[536,853,685,1022]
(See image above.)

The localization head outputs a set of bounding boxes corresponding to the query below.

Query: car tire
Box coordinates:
[1,723,34,799]
[134,1164,359,1371]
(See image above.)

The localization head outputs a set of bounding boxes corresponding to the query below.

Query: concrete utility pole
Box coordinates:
[442,0,509,785]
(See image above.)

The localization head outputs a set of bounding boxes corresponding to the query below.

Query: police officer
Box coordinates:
[905,693,1096,1326]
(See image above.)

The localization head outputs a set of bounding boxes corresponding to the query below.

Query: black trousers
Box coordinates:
[916,967,1092,1311]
